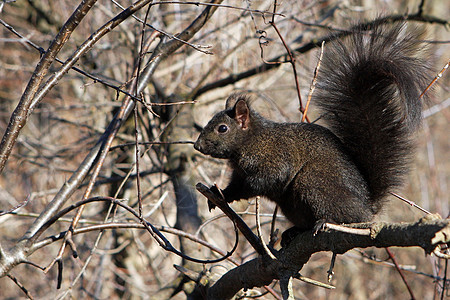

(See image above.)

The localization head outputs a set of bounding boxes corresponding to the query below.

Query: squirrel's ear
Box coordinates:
[234,100,250,130]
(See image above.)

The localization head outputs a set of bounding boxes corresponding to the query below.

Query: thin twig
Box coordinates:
[255,197,277,259]
[441,259,448,300]
[134,4,153,219]
[293,273,335,289]
[419,58,449,99]
[391,192,432,215]
[386,248,416,300]
[268,0,307,121]
[110,140,194,151]
[0,195,31,217]
[327,253,336,282]
[302,41,324,122]
[147,1,284,17]
[269,205,279,247]
[323,223,371,236]
[7,274,34,299]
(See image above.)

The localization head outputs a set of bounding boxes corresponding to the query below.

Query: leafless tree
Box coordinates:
[0,0,448,299]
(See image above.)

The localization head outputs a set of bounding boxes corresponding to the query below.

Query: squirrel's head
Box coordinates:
[194,94,253,159]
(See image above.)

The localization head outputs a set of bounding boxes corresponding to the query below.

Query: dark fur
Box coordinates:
[194,23,429,231]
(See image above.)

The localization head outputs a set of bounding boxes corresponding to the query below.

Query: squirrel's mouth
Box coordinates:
[194,139,231,159]
[193,138,207,154]
[193,141,201,152]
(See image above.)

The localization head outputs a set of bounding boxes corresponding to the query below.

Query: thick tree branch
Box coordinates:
[207,216,450,300]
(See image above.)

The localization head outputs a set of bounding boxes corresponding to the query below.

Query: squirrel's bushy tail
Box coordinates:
[313,23,429,211]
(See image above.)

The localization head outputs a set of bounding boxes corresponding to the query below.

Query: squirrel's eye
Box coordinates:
[217,124,228,133]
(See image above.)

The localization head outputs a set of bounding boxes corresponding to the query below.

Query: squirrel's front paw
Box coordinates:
[313,219,334,236]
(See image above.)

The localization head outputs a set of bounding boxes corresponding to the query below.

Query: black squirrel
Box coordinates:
[194,23,429,233]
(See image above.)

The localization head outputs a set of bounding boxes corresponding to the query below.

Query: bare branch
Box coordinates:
[207,216,450,299]
[196,182,266,255]
[193,13,449,99]
[0,0,98,173]
[0,1,227,281]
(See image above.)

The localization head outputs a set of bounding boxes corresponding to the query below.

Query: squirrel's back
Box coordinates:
[313,23,429,210]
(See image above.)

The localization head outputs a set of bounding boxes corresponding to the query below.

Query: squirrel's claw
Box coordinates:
[207,200,216,211]
[207,185,223,211]
[313,220,326,236]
